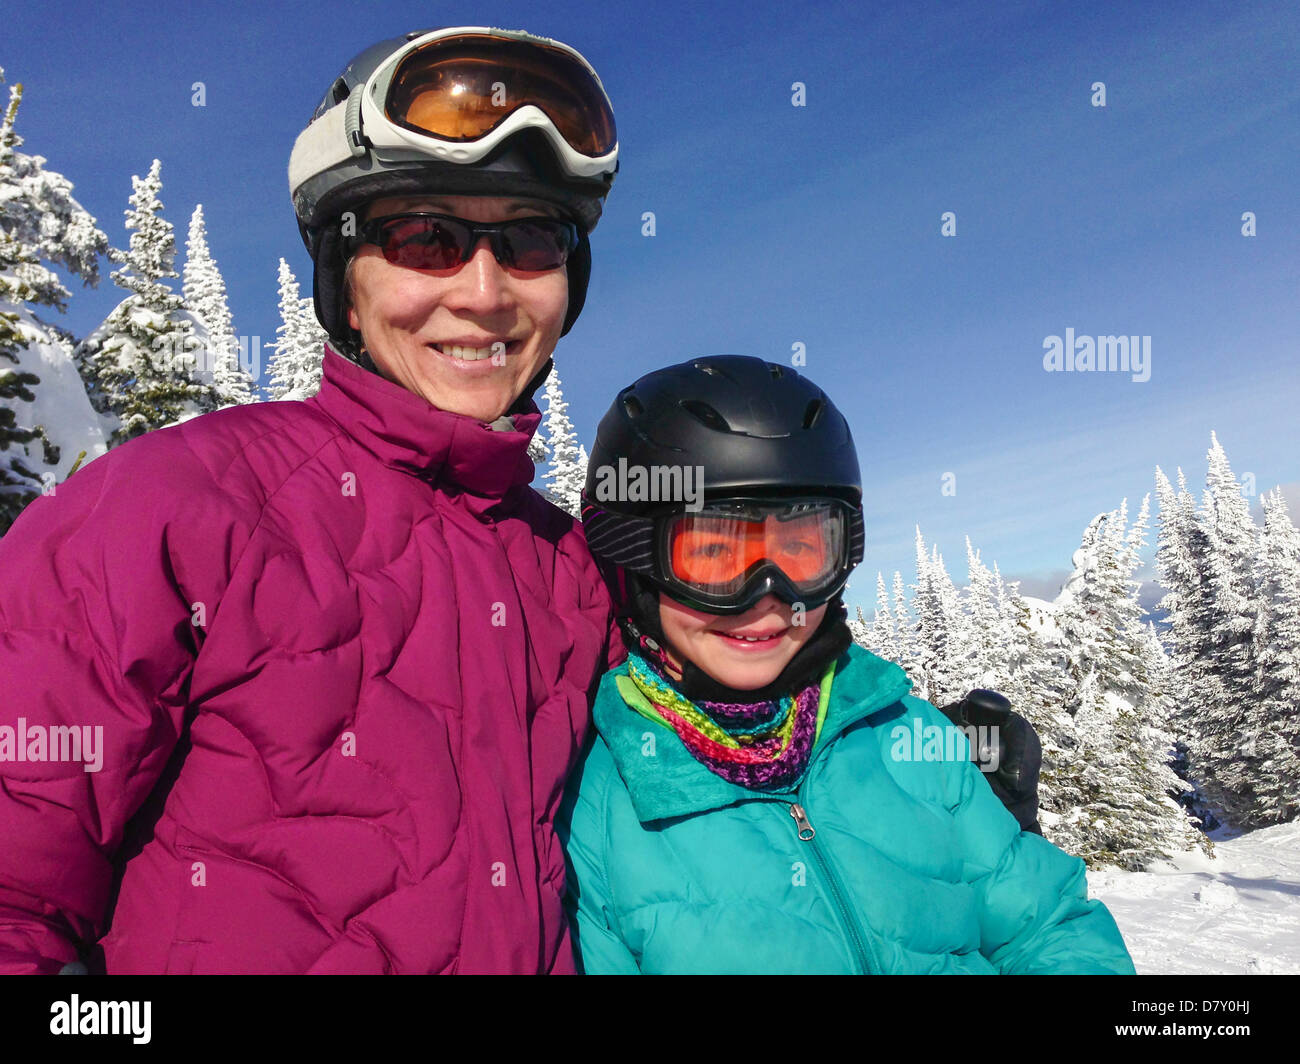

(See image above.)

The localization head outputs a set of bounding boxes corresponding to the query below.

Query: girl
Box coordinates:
[561,355,1135,974]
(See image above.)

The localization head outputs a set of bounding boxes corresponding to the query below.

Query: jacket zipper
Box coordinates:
[775,722,883,974]
[786,799,878,974]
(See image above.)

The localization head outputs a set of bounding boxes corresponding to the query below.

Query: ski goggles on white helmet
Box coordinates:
[585,497,859,615]
[288,27,618,203]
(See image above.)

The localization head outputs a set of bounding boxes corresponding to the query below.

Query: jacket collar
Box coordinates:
[308,346,542,505]
[594,644,914,823]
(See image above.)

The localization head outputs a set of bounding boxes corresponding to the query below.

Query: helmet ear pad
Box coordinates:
[311,221,355,355]
[560,230,591,337]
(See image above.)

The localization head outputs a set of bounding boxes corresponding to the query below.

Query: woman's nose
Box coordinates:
[443,238,511,314]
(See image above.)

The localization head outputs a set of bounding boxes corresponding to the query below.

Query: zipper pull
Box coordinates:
[789,803,815,841]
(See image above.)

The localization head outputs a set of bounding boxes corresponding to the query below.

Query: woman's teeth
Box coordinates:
[720,631,781,642]
[435,343,503,361]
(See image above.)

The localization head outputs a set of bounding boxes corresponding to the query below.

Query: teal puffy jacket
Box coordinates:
[558,644,1136,974]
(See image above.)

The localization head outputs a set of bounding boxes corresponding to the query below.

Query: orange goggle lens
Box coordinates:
[668,512,840,591]
[386,35,616,157]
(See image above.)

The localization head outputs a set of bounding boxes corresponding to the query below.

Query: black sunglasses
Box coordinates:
[347,212,580,272]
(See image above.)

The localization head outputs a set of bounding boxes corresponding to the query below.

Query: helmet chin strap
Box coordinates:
[622,577,852,704]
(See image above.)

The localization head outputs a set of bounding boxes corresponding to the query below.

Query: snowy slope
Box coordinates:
[2,299,109,477]
[1020,594,1061,643]
[1086,821,1300,973]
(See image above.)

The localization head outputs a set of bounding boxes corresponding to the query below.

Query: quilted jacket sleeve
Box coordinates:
[556,733,641,975]
[0,435,250,973]
[908,696,1137,974]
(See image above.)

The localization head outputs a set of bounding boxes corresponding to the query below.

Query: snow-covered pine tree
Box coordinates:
[1052,499,1209,867]
[1196,434,1266,824]
[848,603,870,649]
[266,259,324,400]
[1247,488,1300,824]
[0,225,55,529]
[75,160,207,445]
[910,529,966,705]
[1153,465,1226,828]
[1056,512,1110,715]
[989,564,1079,834]
[864,571,899,662]
[962,537,1010,692]
[1143,620,1215,855]
[574,441,589,505]
[539,362,584,518]
[891,570,916,676]
[183,204,252,407]
[527,424,548,466]
[0,75,110,527]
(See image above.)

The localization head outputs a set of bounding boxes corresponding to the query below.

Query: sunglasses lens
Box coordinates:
[379,216,467,269]
[499,220,577,270]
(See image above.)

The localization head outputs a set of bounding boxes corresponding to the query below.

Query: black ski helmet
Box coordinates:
[582,355,865,637]
[288,27,618,390]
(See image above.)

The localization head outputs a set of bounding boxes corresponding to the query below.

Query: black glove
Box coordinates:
[937,689,1043,835]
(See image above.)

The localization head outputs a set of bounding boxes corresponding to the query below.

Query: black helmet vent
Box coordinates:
[621,392,644,419]
[770,364,784,380]
[679,399,731,432]
[802,399,824,429]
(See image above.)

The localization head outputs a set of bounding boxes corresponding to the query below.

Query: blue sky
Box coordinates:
[5,0,1298,610]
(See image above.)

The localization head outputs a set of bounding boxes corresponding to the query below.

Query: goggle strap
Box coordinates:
[289,102,352,195]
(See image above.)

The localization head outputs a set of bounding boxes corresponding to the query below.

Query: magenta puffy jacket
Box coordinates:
[0,348,620,974]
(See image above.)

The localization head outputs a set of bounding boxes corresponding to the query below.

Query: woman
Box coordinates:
[560,356,1136,974]
[0,27,620,974]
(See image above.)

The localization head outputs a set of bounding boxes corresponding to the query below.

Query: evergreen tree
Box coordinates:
[1056,512,1112,715]
[910,530,966,705]
[527,425,547,466]
[865,572,899,662]
[1049,500,1206,867]
[848,603,870,649]
[1197,434,1265,821]
[0,75,109,528]
[539,362,585,518]
[891,570,916,676]
[962,537,1009,691]
[183,204,252,407]
[266,259,325,400]
[1248,488,1300,823]
[0,225,55,528]
[1154,465,1224,827]
[991,565,1080,839]
[75,160,206,445]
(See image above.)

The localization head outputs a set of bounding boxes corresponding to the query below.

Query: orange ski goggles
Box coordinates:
[659,499,853,612]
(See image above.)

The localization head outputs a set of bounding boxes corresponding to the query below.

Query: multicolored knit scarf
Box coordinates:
[625,651,825,791]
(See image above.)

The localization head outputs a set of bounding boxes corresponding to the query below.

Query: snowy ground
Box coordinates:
[1086,821,1300,974]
